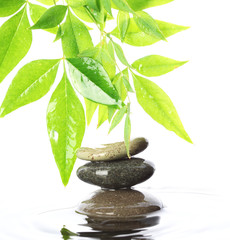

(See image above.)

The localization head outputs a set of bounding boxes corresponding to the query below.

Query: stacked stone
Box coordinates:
[76,137,162,226]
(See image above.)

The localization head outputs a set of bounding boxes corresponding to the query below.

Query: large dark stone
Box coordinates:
[77,158,154,189]
[76,137,148,161]
[77,189,162,220]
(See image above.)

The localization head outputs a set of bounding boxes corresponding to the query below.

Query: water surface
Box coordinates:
[1,188,230,240]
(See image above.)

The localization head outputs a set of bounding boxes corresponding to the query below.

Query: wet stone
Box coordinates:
[77,158,154,189]
[77,189,162,220]
[76,137,148,161]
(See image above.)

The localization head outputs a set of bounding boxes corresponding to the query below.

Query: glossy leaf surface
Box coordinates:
[109,106,126,133]
[29,3,58,34]
[132,55,188,77]
[134,11,166,41]
[117,11,130,42]
[0,0,25,17]
[62,11,93,58]
[0,7,32,83]
[30,5,67,30]
[111,18,189,46]
[0,59,60,117]
[133,73,192,143]
[67,58,122,107]
[47,73,85,186]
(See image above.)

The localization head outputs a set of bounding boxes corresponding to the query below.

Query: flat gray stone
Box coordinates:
[76,137,148,161]
[77,158,154,189]
[77,189,162,219]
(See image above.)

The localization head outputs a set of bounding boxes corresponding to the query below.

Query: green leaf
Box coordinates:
[112,69,129,101]
[124,103,131,157]
[96,41,116,79]
[102,0,113,16]
[112,0,134,13]
[134,11,166,41]
[70,6,94,23]
[132,55,188,77]
[0,7,32,83]
[35,0,60,5]
[30,5,67,30]
[132,73,192,143]
[0,59,60,117]
[0,0,25,17]
[98,104,108,127]
[54,25,63,42]
[125,0,174,11]
[79,41,116,79]
[117,11,130,42]
[85,98,98,125]
[122,74,134,92]
[111,18,189,46]
[61,11,93,58]
[47,72,85,186]
[112,41,130,67]
[109,105,126,133]
[84,4,105,30]
[108,106,116,122]
[66,57,122,107]
[29,3,58,34]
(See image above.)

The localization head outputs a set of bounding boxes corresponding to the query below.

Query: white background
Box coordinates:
[0,0,230,217]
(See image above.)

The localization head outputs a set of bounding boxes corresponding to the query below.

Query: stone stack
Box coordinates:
[76,137,162,228]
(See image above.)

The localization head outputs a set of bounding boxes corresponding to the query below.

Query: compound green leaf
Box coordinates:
[126,0,174,11]
[47,72,85,186]
[67,57,122,107]
[132,55,188,77]
[0,7,32,83]
[98,104,108,127]
[117,11,130,42]
[29,3,58,34]
[30,5,67,30]
[35,0,60,6]
[62,11,93,58]
[132,73,192,143]
[109,105,126,133]
[0,0,25,17]
[124,103,131,157]
[0,59,60,117]
[111,18,189,46]
[134,11,166,41]
[85,98,98,125]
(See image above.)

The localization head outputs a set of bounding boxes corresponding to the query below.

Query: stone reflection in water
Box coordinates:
[77,188,162,219]
[60,188,162,239]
